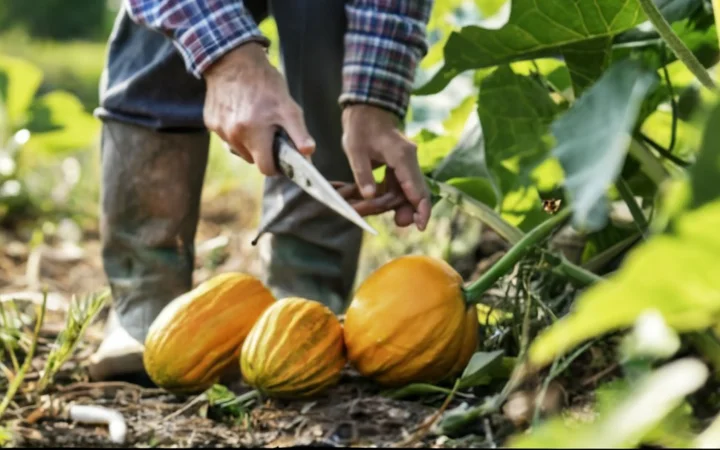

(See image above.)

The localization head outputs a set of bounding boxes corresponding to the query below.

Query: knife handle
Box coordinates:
[272,128,297,179]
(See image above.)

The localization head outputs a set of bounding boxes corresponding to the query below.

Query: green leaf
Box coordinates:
[458,350,505,388]
[0,54,43,131]
[561,36,613,97]
[551,58,658,233]
[24,91,100,155]
[510,58,573,94]
[688,101,720,210]
[416,0,647,95]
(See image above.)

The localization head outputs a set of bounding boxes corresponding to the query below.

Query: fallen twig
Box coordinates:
[393,379,461,448]
[163,394,208,421]
[581,362,620,387]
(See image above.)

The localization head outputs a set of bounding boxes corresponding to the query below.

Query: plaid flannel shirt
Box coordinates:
[125,0,432,119]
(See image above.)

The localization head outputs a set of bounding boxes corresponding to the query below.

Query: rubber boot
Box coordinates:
[87,120,209,382]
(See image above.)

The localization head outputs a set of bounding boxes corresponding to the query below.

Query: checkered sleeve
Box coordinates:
[339,0,433,120]
[125,0,270,78]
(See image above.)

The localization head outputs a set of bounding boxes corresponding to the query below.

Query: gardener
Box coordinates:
[87,0,434,382]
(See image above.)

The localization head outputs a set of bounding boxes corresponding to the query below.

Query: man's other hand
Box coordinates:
[342,105,431,231]
[203,43,315,175]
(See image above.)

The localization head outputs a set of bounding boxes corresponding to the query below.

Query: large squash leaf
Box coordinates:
[561,36,613,97]
[527,101,720,370]
[550,58,658,233]
[415,0,647,96]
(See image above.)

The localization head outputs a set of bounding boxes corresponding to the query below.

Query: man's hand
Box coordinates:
[342,104,432,231]
[203,43,315,175]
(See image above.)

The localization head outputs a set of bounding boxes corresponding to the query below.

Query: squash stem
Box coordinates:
[550,254,604,287]
[637,0,716,91]
[462,208,572,305]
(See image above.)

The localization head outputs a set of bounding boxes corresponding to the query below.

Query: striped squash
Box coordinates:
[240,297,346,398]
[143,272,276,394]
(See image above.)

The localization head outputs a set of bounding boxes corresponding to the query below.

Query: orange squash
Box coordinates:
[240,297,346,398]
[343,255,479,387]
[143,272,276,394]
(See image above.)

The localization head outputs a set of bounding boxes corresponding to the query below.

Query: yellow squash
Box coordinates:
[143,272,276,394]
[343,255,479,387]
[240,297,346,398]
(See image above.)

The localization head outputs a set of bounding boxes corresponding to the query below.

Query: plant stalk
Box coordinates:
[629,137,671,184]
[427,178,524,245]
[616,177,649,238]
[637,0,716,91]
[463,208,572,304]
[551,254,605,286]
[0,292,47,419]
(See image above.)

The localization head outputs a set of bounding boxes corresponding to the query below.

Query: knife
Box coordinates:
[223,129,379,242]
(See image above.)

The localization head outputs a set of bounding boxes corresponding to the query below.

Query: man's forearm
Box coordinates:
[339,0,434,121]
[124,0,270,78]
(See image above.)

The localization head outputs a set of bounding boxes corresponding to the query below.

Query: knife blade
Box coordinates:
[222,129,379,242]
[272,129,378,235]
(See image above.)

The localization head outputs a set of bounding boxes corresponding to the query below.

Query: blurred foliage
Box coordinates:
[0,53,100,228]
[0,31,108,114]
[0,0,109,41]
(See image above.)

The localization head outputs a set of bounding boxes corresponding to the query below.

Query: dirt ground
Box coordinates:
[0,188,512,448]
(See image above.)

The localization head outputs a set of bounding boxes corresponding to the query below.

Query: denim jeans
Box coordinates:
[94,0,363,344]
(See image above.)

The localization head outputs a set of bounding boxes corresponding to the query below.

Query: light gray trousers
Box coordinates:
[94,0,363,344]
